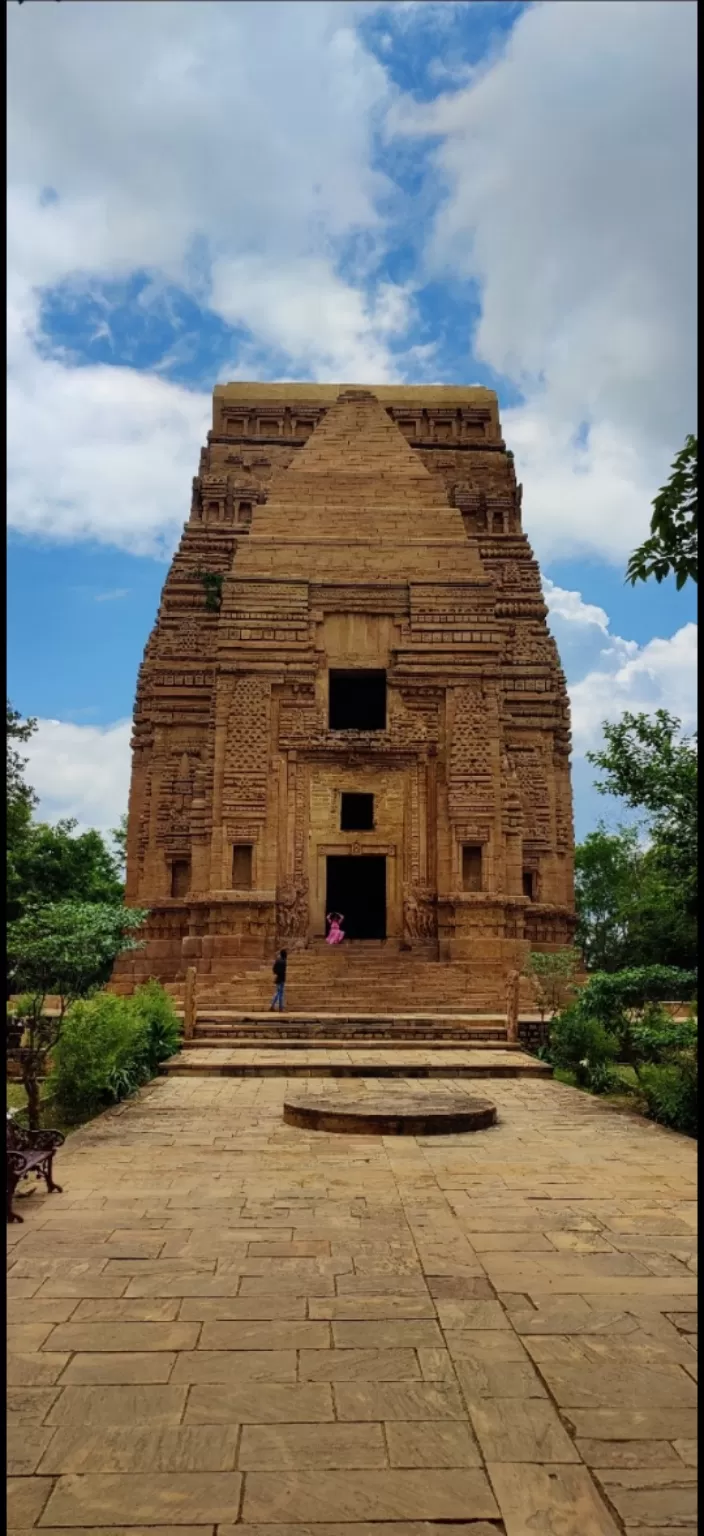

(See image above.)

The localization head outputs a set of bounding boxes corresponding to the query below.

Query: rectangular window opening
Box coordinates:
[462,845,483,893]
[232,844,253,889]
[522,870,536,900]
[171,859,191,899]
[329,670,386,731]
[341,792,374,832]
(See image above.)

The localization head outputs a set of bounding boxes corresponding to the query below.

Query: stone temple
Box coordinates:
[113,384,576,1014]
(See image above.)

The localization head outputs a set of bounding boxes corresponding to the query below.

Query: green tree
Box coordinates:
[575,824,642,972]
[627,434,697,589]
[10,819,124,920]
[110,813,128,880]
[523,948,581,1020]
[6,700,126,921]
[7,902,147,1129]
[7,700,37,853]
[588,710,696,892]
[586,711,697,971]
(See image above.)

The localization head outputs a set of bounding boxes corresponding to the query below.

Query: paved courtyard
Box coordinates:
[7,1074,697,1535]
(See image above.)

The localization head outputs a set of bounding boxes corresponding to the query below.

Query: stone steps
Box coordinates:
[188,1010,509,1045]
[160,1046,551,1080]
[191,1009,506,1023]
[164,953,510,1017]
[186,1037,516,1051]
[175,992,503,1013]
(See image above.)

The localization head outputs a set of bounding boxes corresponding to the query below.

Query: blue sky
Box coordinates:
[7,0,697,841]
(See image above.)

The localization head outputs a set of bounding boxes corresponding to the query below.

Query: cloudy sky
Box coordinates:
[8,0,696,842]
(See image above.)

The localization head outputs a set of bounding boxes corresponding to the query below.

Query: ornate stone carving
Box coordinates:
[224,678,270,818]
[276,879,309,941]
[403,887,438,942]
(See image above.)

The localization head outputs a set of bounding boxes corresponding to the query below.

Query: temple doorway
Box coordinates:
[326,855,386,940]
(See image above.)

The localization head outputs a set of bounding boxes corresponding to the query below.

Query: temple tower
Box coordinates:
[115,384,575,1009]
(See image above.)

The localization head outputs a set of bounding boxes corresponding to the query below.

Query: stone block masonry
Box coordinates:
[113,382,576,1009]
[6,1073,697,1534]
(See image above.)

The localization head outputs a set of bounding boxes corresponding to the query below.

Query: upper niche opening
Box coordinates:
[341,793,374,832]
[329,671,386,731]
[171,859,190,898]
[462,845,483,893]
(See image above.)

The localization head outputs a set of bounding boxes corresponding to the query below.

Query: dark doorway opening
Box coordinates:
[329,671,386,731]
[326,854,386,940]
[340,792,374,831]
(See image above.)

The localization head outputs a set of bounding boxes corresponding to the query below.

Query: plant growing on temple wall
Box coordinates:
[197,569,224,611]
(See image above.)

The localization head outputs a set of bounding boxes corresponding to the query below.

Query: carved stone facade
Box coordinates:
[114,383,575,1003]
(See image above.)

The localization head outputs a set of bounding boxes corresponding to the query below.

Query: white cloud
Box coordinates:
[394,0,697,564]
[8,2,697,566]
[212,261,415,382]
[544,579,697,759]
[23,719,132,837]
[8,3,388,279]
[8,341,210,557]
[6,1,413,552]
[568,623,697,757]
[542,578,609,635]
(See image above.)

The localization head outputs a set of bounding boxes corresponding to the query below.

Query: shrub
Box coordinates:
[129,980,181,1073]
[585,1062,629,1096]
[523,948,581,1020]
[48,982,179,1124]
[637,1054,697,1137]
[50,993,148,1123]
[548,1008,619,1086]
[576,966,697,1024]
[6,901,148,1128]
[565,967,697,1066]
[630,1009,698,1066]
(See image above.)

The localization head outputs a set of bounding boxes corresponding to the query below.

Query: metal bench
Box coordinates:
[6,1114,64,1223]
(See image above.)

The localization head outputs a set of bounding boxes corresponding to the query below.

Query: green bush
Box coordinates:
[50,993,148,1123]
[548,1008,619,1086]
[637,1054,697,1136]
[49,982,180,1124]
[585,1062,629,1096]
[630,1009,698,1065]
[129,979,181,1072]
[576,966,696,1025]
[566,968,696,1066]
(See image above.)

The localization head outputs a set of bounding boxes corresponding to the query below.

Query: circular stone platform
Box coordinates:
[282,1090,497,1136]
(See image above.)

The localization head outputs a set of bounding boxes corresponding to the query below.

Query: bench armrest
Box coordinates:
[26,1129,65,1152]
[7,1150,36,1179]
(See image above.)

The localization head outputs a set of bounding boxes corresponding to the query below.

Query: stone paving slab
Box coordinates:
[6,1073,697,1534]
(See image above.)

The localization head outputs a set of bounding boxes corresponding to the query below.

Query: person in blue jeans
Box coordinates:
[269,948,287,1012]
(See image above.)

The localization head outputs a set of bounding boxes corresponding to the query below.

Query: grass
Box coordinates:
[6,1079,90,1136]
[553,1062,647,1114]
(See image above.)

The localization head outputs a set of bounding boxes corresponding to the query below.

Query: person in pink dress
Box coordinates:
[325,911,345,945]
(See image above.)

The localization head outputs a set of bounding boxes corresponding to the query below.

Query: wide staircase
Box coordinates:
[159,945,551,1080]
[165,942,514,1014]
